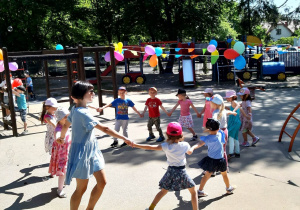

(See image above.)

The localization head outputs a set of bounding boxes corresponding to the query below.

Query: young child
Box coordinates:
[58,81,132,210]
[40,97,58,154]
[11,85,28,135]
[169,89,200,141]
[98,86,142,148]
[132,122,198,210]
[237,87,260,147]
[49,107,71,198]
[24,70,36,100]
[142,87,169,142]
[190,118,235,197]
[224,90,241,158]
[199,88,214,128]
[0,73,14,120]
[210,94,236,169]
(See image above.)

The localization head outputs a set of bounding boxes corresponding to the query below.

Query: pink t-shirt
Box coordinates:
[203,100,213,127]
[178,99,192,116]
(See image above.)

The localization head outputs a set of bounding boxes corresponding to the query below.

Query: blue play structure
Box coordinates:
[262,62,286,80]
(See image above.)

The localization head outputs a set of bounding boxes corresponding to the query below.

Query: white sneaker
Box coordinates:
[57,189,67,198]
[4,115,11,120]
[21,130,28,135]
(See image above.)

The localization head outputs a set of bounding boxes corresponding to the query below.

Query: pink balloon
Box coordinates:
[114,51,124,61]
[207,44,216,53]
[9,62,18,71]
[0,61,4,72]
[143,53,149,62]
[104,52,110,62]
[145,45,155,55]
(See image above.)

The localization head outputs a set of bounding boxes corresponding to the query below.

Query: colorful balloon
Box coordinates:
[234,55,246,70]
[9,62,18,71]
[117,42,123,53]
[104,52,110,62]
[155,47,163,56]
[224,49,240,59]
[227,39,232,43]
[145,45,155,55]
[143,53,149,62]
[209,40,218,47]
[114,51,124,61]
[12,78,23,88]
[207,44,216,53]
[0,49,3,60]
[56,44,63,50]
[233,42,245,55]
[149,55,158,67]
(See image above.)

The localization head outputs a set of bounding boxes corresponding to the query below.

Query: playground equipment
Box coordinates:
[262,62,286,80]
[278,103,300,152]
[0,44,119,136]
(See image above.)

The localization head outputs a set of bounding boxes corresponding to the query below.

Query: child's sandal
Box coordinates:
[198,190,208,198]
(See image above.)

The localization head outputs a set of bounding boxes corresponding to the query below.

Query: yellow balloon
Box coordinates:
[114,43,118,51]
[118,42,123,49]
[211,50,219,56]
[0,49,3,60]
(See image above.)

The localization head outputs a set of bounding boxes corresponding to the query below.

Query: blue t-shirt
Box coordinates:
[200,130,225,159]
[111,98,135,120]
[16,94,27,110]
[26,77,33,87]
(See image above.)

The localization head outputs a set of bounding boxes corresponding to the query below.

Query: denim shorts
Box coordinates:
[14,107,27,122]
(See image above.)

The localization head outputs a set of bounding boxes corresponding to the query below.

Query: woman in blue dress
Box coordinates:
[58,81,131,210]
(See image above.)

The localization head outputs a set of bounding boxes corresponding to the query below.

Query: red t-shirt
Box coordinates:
[145,98,162,118]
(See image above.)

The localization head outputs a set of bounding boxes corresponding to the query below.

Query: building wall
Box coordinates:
[270,25,292,41]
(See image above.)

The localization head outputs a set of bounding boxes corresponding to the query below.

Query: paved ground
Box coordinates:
[1,72,300,210]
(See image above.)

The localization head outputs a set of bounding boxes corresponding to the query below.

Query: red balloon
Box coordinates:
[12,78,22,88]
[224,49,240,60]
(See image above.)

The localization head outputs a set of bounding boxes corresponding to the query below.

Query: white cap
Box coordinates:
[211,94,223,105]
[55,107,69,122]
[45,98,58,107]
[203,88,213,94]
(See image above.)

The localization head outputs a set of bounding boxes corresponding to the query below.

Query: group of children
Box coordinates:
[41,81,260,209]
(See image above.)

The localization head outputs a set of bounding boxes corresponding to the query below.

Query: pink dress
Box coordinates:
[203,100,213,127]
[48,124,71,176]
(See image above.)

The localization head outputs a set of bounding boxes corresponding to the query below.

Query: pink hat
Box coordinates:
[224,90,236,98]
[237,88,250,95]
[167,122,182,136]
[203,88,213,94]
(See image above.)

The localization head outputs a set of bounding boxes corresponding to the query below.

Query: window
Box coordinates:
[276,29,281,35]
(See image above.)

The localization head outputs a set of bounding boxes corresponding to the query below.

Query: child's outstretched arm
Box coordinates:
[191,103,201,118]
[97,103,112,113]
[58,120,71,144]
[95,123,132,144]
[169,102,179,116]
[189,140,205,154]
[159,105,169,115]
[239,107,251,120]
[232,101,240,112]
[141,105,148,118]
[131,106,143,118]
[199,104,206,118]
[132,142,162,151]
[11,88,20,97]
[226,111,237,116]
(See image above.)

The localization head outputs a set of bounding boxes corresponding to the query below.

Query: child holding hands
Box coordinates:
[190,118,235,197]
[11,86,28,134]
[58,81,132,210]
[132,122,198,210]
[142,87,169,142]
[199,88,214,128]
[98,86,142,148]
[169,89,201,141]
[49,107,71,198]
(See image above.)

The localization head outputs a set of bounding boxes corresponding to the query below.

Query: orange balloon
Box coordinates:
[149,54,158,67]
[0,49,3,60]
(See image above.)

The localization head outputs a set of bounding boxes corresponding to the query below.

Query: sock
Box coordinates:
[149,204,156,210]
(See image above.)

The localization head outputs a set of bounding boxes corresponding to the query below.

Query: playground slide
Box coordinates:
[101,60,120,76]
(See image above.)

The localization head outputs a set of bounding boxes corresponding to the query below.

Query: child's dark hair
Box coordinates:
[180,93,190,99]
[231,96,237,100]
[40,102,49,124]
[71,81,93,100]
[241,94,252,101]
[206,118,220,131]
[166,134,183,144]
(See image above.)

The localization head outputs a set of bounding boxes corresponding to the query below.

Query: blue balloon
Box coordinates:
[56,44,63,50]
[234,55,246,70]
[155,47,163,56]
[227,39,232,43]
[209,40,218,47]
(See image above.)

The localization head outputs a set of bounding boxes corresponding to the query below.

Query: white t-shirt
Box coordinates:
[0,79,13,96]
[212,109,227,129]
[161,141,190,166]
